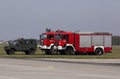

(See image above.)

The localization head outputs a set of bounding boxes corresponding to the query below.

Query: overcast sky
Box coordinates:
[0,0,120,40]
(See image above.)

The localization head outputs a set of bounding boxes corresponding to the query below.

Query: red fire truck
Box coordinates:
[39,31,55,54]
[51,30,112,55]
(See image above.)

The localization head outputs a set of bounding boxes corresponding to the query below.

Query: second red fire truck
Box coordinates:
[40,30,112,55]
[39,31,55,54]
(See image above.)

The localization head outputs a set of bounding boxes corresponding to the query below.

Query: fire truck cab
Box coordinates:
[52,31,112,55]
[39,32,55,54]
[53,31,75,55]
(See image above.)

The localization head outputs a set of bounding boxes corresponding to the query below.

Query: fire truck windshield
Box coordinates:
[40,34,47,40]
[55,34,61,40]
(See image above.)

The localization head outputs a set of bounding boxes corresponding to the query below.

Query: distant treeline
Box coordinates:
[112,36,120,45]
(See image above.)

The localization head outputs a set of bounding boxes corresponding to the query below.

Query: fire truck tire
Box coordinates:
[45,51,51,55]
[65,47,75,55]
[60,50,65,55]
[95,48,103,55]
[50,46,58,54]
[6,49,15,55]
[75,52,80,55]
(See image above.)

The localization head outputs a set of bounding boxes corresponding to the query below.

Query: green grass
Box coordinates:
[0,44,120,59]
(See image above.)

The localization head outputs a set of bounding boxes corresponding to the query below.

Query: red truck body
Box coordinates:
[53,31,112,55]
[39,30,112,55]
[39,31,55,54]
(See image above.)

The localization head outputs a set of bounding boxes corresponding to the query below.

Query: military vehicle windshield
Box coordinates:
[8,40,18,45]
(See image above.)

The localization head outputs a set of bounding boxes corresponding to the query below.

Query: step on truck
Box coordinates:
[4,38,37,55]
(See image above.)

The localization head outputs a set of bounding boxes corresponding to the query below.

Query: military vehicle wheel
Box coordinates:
[26,49,35,55]
[25,51,29,55]
[95,48,104,55]
[6,49,15,55]
[65,47,74,55]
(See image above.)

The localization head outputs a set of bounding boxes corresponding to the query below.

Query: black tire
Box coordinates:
[50,46,58,55]
[75,52,80,55]
[65,47,75,55]
[26,49,35,55]
[25,51,29,55]
[6,49,15,55]
[45,51,51,55]
[60,50,65,55]
[95,48,104,55]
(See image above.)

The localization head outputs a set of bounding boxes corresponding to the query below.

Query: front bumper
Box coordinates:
[39,45,51,50]
[55,46,66,50]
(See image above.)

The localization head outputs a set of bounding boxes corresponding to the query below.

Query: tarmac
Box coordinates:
[0,58,119,79]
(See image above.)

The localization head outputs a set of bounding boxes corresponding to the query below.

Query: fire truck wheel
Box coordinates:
[65,47,75,55]
[60,50,65,55]
[95,48,103,55]
[45,51,51,55]
[50,46,58,55]
[6,49,15,55]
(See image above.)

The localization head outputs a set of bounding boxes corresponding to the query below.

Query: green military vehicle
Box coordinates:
[4,38,37,55]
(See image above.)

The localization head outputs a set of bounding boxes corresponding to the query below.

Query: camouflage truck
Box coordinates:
[4,38,37,55]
